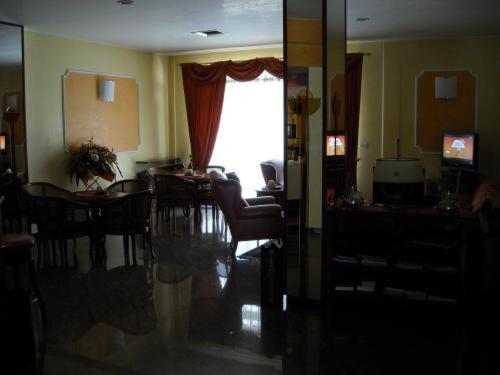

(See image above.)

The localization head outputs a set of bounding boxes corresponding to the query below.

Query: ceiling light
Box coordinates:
[191,30,224,38]
[117,0,134,5]
[356,17,370,22]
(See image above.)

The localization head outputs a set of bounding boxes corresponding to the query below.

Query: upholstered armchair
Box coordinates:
[211,177,285,256]
[260,159,284,187]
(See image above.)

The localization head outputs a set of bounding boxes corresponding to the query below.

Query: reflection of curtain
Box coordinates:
[181,58,283,169]
[345,53,363,188]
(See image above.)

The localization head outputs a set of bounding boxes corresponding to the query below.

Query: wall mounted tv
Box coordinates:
[326,133,345,157]
[441,131,478,170]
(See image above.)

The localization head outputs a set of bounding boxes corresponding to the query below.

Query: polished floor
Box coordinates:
[21,207,496,374]
[37,209,283,374]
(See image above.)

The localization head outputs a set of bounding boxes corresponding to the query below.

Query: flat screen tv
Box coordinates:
[326,134,345,157]
[441,131,478,170]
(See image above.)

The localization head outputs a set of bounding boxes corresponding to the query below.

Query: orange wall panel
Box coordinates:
[416,71,476,153]
[63,71,139,152]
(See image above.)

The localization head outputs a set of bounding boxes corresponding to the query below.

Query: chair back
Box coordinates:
[153,174,197,207]
[260,159,284,186]
[100,190,153,232]
[106,179,151,193]
[24,194,90,236]
[200,165,226,173]
[211,179,243,232]
[22,182,71,198]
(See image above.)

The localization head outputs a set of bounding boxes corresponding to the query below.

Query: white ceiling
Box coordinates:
[347,0,500,41]
[0,0,499,59]
[0,0,283,53]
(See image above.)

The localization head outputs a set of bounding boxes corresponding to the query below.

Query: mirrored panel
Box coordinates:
[286,0,324,300]
[0,21,26,177]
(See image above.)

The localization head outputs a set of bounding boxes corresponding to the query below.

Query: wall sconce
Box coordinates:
[435,76,457,99]
[99,79,115,102]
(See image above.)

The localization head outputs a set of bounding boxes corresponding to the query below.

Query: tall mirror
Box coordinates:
[0,21,26,177]
[286,0,324,301]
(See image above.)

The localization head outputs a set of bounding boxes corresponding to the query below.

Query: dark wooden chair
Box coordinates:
[106,179,151,193]
[99,190,154,266]
[22,185,91,268]
[0,173,27,233]
[152,174,199,228]
[0,196,46,372]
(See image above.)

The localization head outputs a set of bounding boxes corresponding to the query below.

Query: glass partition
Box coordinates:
[0,21,27,178]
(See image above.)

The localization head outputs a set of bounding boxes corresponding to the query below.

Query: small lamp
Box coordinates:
[435,76,457,99]
[99,80,115,102]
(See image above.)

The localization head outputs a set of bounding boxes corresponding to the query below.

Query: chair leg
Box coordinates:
[37,240,42,270]
[148,231,155,261]
[155,206,160,229]
[72,239,78,269]
[123,235,130,267]
[131,234,137,266]
[230,239,238,260]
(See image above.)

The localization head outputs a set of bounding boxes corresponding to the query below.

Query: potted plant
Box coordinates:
[68,139,122,192]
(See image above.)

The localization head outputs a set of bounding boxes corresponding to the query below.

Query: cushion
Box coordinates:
[471,180,498,213]
[209,170,227,181]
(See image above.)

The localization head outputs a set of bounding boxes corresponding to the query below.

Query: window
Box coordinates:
[210,71,284,197]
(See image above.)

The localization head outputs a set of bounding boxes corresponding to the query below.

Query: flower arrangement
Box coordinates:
[68,139,122,188]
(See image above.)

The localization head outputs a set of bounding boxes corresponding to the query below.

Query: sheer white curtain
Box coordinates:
[210,71,284,197]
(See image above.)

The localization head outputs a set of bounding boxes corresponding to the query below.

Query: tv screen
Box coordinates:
[326,135,345,156]
[442,131,478,169]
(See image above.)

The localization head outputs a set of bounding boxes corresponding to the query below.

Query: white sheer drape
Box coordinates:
[210,71,284,197]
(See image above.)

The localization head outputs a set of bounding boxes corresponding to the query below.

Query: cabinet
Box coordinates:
[326,206,465,305]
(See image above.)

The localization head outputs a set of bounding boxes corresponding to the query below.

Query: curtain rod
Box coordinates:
[177,57,283,66]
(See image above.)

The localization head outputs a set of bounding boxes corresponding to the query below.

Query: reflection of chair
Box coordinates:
[22,192,90,268]
[153,174,199,227]
[99,191,154,266]
[106,179,151,193]
[260,159,284,186]
[211,178,284,256]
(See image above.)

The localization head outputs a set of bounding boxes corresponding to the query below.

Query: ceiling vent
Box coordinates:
[117,0,134,5]
[191,30,224,38]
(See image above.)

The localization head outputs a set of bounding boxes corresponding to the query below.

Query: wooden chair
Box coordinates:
[106,179,151,193]
[152,174,199,228]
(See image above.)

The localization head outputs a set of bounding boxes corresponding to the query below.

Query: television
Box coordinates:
[326,134,345,157]
[0,132,6,153]
[441,131,478,170]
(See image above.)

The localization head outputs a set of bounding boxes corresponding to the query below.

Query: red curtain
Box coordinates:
[345,53,364,189]
[181,58,283,169]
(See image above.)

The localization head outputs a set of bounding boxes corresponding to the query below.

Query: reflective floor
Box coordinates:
[40,209,283,375]
[30,207,495,374]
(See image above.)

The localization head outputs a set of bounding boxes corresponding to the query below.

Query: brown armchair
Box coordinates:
[260,159,284,187]
[211,178,285,256]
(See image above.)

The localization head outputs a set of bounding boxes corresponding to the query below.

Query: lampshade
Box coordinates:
[99,80,115,102]
[6,95,17,111]
[435,76,457,99]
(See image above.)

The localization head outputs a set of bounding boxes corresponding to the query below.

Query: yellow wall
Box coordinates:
[164,47,283,166]
[348,36,500,199]
[24,32,167,188]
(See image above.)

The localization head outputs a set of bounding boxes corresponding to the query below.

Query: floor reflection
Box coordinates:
[40,208,283,374]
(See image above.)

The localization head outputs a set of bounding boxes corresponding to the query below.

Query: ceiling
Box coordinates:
[0,0,283,53]
[0,0,499,58]
[347,0,500,41]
